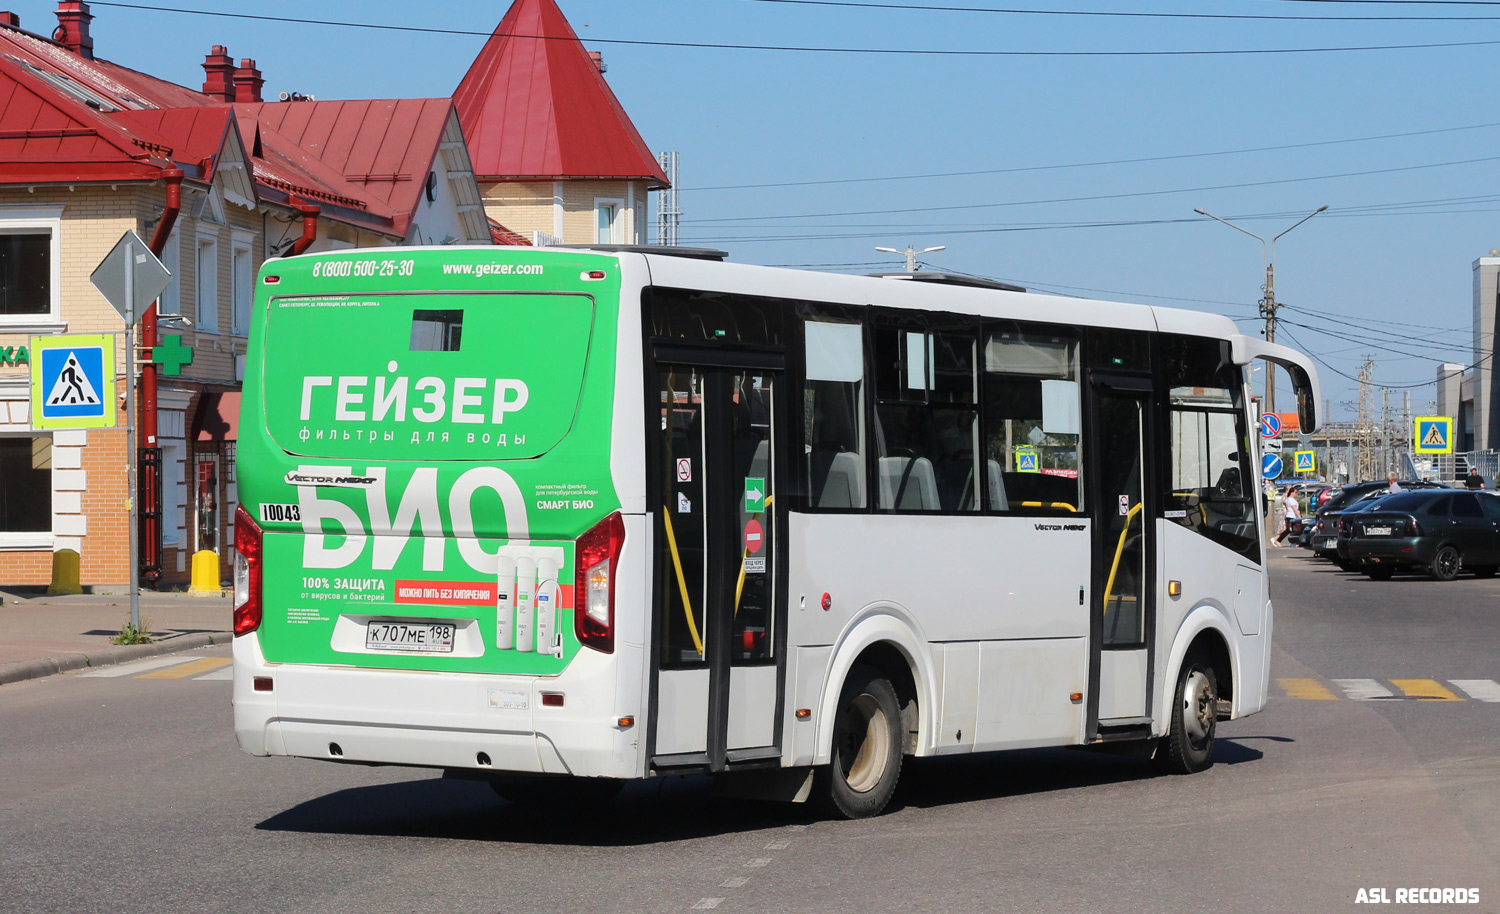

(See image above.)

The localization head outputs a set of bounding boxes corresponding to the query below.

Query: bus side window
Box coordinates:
[981,323,1083,514]
[803,318,867,509]
[871,319,979,513]
[1162,335,1258,563]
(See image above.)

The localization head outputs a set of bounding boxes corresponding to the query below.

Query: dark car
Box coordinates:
[1331,494,1400,570]
[1307,480,1447,557]
[1348,490,1500,581]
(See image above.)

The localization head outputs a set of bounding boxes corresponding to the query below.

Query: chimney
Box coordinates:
[53,1,92,58]
[201,45,234,102]
[233,58,263,103]
[0,12,20,28]
[588,50,606,74]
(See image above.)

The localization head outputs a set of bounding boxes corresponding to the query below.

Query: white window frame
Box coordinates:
[594,197,625,245]
[0,205,64,333]
[159,229,180,321]
[195,228,220,335]
[230,229,256,336]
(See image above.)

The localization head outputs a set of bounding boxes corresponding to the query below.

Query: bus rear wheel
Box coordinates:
[818,666,903,819]
[1152,654,1217,775]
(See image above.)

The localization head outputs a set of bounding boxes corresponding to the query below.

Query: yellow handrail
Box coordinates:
[1019,500,1079,512]
[660,508,704,657]
[1102,502,1144,615]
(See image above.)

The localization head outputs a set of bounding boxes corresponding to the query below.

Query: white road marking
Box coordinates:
[1331,678,1394,700]
[744,858,771,868]
[764,840,789,850]
[691,899,723,910]
[720,878,749,888]
[1449,679,1500,702]
[78,656,197,678]
[193,667,233,681]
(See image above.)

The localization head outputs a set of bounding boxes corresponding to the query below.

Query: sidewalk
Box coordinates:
[0,588,234,686]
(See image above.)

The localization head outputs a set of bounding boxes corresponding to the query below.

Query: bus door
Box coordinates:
[649,357,786,771]
[1088,376,1156,734]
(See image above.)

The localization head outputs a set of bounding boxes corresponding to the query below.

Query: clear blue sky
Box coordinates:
[22,0,1500,416]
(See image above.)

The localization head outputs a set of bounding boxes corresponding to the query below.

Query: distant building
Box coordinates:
[454,0,670,247]
[0,2,489,588]
[1435,253,1499,453]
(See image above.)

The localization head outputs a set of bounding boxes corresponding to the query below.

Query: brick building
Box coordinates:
[0,2,490,588]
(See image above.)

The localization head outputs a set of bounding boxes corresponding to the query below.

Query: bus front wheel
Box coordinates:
[818,666,903,819]
[1152,654,1218,775]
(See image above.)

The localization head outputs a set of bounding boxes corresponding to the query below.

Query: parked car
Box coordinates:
[1348,490,1500,581]
[1331,494,1401,570]
[1307,480,1448,556]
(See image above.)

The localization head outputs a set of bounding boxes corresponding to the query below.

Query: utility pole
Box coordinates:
[1356,357,1376,481]
[876,244,945,274]
[1194,204,1328,415]
[655,151,680,246]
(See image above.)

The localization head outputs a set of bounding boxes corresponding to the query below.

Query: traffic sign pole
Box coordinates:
[124,236,139,633]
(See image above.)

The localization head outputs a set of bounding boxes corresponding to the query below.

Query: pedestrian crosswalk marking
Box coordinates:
[1279,677,1500,702]
[1391,679,1462,701]
[1276,678,1338,700]
[1331,678,1393,700]
[79,655,202,678]
[1450,679,1500,702]
[136,657,231,679]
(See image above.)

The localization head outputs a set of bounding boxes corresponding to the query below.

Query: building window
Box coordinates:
[0,435,52,536]
[0,206,62,327]
[231,241,253,335]
[595,199,624,244]
[160,231,180,320]
[196,234,219,333]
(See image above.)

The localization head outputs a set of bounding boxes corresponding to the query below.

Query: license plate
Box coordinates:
[365,620,456,653]
[1320,537,1337,548]
[1366,526,1393,536]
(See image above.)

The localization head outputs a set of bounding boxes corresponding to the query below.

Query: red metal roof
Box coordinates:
[454,0,668,187]
[489,217,532,246]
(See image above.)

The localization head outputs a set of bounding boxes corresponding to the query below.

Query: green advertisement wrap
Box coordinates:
[238,250,624,674]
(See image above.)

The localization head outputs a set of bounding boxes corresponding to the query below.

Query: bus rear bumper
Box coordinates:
[231,631,643,779]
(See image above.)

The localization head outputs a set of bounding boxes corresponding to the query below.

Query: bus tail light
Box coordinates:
[575,512,625,654]
[233,505,263,636]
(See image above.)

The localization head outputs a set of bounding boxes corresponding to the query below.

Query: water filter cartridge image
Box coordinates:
[515,556,536,652]
[536,557,559,656]
[495,554,516,650]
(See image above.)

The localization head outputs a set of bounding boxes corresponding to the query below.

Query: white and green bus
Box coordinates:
[232,245,1320,817]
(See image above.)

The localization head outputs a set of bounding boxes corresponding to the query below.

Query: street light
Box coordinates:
[876,244,945,274]
[1194,204,1328,414]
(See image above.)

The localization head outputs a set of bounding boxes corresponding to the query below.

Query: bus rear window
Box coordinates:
[262,293,595,461]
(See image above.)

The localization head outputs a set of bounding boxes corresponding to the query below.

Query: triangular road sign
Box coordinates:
[1421,423,1446,448]
[45,351,102,406]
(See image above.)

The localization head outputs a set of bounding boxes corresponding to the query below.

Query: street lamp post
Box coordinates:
[1194,205,1328,415]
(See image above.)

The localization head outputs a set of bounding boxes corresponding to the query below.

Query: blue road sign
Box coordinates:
[29,333,116,430]
[1016,451,1038,472]
[1260,413,1281,439]
[1261,453,1283,480]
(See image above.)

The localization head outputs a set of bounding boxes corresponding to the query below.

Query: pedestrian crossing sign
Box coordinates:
[29,334,116,429]
[1015,446,1039,473]
[1294,450,1316,473]
[1413,416,1454,455]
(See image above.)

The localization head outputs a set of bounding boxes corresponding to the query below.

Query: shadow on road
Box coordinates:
[257,739,1275,841]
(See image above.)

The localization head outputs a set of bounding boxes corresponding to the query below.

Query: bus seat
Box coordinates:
[815,450,864,508]
[988,459,1009,511]
[879,455,939,510]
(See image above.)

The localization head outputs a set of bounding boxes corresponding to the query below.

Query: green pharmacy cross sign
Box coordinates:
[152,334,193,376]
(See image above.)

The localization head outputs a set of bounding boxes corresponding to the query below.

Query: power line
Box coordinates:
[687,122,1500,192]
[86,2,1500,58]
[747,0,1500,20]
[685,153,1500,224]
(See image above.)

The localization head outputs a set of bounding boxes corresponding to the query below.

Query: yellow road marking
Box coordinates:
[1277,677,1338,700]
[137,657,232,679]
[1390,679,1463,701]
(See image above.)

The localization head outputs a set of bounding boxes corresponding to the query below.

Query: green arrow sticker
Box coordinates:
[745,477,766,513]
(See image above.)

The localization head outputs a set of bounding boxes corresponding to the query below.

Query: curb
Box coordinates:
[0,631,234,686]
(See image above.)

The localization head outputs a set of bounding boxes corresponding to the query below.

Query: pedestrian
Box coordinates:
[1466,467,1486,490]
[1274,486,1300,545]
[1385,471,1402,494]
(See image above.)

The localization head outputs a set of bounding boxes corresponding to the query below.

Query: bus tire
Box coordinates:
[489,776,623,809]
[1152,654,1217,775]
[817,666,903,819]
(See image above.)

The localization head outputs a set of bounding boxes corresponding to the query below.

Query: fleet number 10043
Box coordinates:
[312,259,415,278]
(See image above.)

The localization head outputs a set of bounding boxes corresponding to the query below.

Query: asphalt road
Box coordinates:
[1,550,1495,914]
